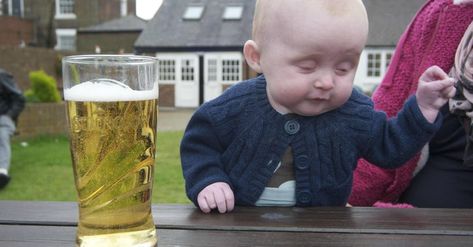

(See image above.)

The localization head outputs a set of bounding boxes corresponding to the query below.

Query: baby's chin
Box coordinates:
[291,106,334,117]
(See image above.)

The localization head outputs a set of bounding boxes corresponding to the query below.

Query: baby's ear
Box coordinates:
[243,40,262,73]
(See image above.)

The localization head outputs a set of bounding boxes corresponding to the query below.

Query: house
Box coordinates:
[135,0,255,107]
[77,15,147,54]
[356,0,427,93]
[0,0,137,50]
[135,0,427,108]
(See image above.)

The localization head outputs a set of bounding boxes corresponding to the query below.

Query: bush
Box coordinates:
[27,70,61,103]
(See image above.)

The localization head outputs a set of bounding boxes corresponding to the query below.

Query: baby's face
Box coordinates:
[258,0,368,116]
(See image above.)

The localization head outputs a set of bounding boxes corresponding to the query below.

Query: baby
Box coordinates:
[180,0,455,213]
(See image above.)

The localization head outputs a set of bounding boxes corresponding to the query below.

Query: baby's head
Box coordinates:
[244,0,369,116]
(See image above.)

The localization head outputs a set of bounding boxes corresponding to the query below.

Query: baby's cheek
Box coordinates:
[334,88,352,105]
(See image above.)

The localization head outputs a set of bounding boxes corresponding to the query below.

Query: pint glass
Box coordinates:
[62,55,159,247]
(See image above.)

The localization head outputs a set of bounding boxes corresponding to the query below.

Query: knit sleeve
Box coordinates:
[361,96,442,168]
[180,105,232,206]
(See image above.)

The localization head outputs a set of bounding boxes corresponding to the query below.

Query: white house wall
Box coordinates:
[157,48,393,108]
[354,47,395,94]
[156,52,243,107]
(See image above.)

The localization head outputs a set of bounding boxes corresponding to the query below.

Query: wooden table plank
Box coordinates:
[1,225,473,247]
[1,201,473,236]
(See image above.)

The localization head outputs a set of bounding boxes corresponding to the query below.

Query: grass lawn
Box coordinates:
[0,131,191,204]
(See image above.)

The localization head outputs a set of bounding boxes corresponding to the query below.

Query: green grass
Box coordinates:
[0,131,191,204]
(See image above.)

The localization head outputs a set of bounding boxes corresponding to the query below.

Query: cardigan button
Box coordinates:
[284,120,300,135]
[297,191,312,204]
[295,155,309,170]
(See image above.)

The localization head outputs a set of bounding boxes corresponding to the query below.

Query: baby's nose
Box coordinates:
[313,74,334,90]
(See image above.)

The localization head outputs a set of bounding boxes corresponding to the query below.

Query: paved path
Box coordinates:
[157,108,194,131]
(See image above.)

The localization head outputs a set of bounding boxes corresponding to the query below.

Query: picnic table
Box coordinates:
[1,200,473,246]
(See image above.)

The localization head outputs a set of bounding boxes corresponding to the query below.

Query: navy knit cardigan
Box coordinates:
[180,75,442,207]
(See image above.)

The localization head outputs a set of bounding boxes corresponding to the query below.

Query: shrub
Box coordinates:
[27,70,61,103]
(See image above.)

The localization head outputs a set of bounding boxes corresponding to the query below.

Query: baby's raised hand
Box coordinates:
[197,182,235,213]
[416,65,456,123]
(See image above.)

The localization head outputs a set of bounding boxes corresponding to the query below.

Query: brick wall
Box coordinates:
[77,32,140,53]
[16,102,68,138]
[0,46,74,92]
[159,84,174,107]
[0,16,34,46]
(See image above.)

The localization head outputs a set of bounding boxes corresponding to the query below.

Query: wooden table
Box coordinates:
[1,200,473,246]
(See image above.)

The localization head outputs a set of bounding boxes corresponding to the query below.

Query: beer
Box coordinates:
[65,81,158,247]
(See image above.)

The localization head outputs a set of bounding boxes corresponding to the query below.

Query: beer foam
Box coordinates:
[64,80,159,101]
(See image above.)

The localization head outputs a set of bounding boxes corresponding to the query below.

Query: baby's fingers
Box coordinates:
[197,194,212,213]
[223,186,235,212]
[214,190,228,213]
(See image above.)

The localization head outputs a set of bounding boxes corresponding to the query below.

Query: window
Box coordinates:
[55,0,75,19]
[181,59,195,81]
[120,0,127,17]
[207,59,218,81]
[366,51,394,78]
[222,59,241,82]
[55,29,76,51]
[3,0,23,17]
[367,53,381,77]
[385,52,393,70]
[223,6,243,20]
[159,60,176,81]
[183,5,204,20]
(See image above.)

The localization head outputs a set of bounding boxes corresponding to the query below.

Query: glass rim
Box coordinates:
[63,54,158,66]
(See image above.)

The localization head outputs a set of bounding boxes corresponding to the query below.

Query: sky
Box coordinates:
[136,0,163,20]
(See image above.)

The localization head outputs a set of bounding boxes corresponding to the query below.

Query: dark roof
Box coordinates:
[79,15,147,33]
[364,0,426,46]
[135,0,427,52]
[135,0,254,52]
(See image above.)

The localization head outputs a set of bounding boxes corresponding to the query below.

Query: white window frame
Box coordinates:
[158,59,176,83]
[55,0,76,19]
[7,0,23,17]
[365,50,393,79]
[221,57,242,83]
[55,28,76,51]
[354,48,394,93]
[367,52,382,77]
[0,0,3,16]
[120,0,127,17]
[223,6,243,20]
[183,5,204,20]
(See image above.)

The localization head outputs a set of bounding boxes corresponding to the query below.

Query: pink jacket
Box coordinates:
[349,0,473,206]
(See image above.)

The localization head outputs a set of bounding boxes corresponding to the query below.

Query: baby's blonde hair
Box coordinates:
[251,0,367,44]
[251,0,265,43]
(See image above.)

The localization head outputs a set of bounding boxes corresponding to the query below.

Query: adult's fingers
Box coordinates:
[440,84,456,98]
[421,65,449,81]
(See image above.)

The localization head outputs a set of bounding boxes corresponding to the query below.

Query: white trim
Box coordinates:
[156,53,179,85]
[354,47,395,93]
[8,0,23,17]
[223,6,243,20]
[120,0,127,17]
[55,28,76,51]
[183,5,204,20]
[156,53,200,107]
[55,0,76,19]
[204,52,243,102]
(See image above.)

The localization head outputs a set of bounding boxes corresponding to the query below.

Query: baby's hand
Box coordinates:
[416,65,456,123]
[197,182,234,213]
